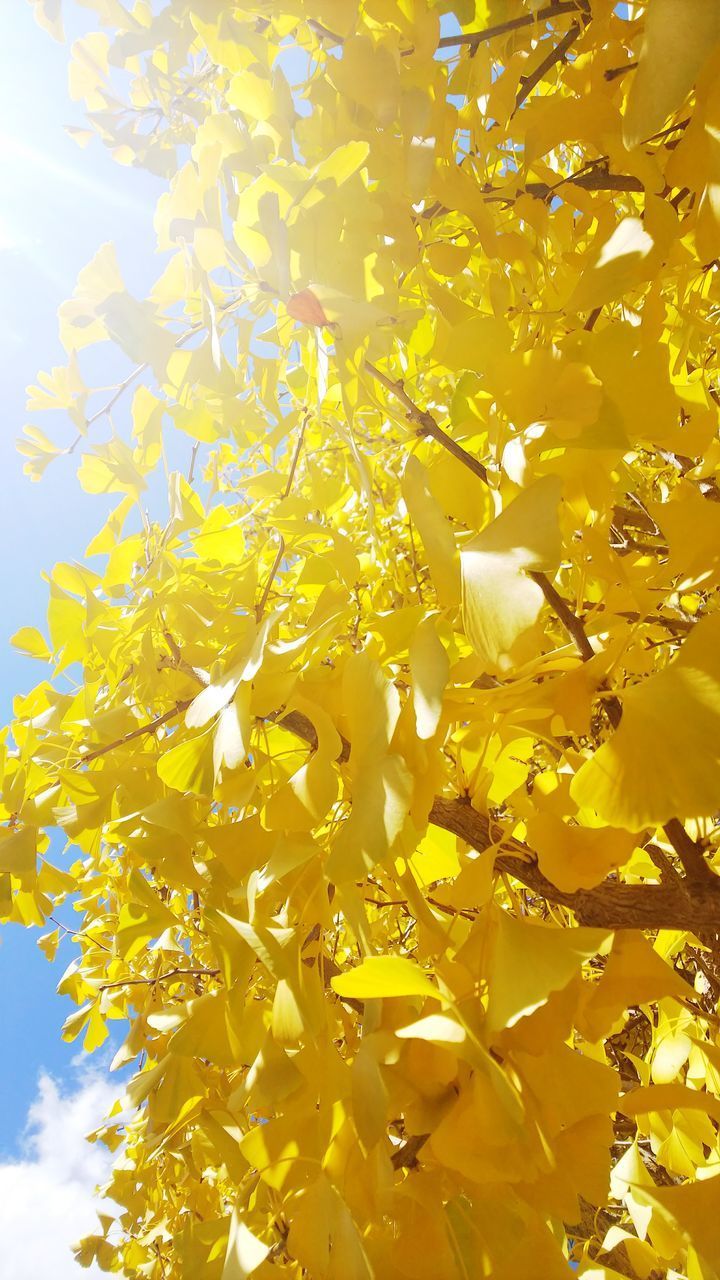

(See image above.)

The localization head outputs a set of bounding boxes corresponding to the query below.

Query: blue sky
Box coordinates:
[0,3,162,1176]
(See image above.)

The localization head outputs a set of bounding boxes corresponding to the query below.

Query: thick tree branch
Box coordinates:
[429,796,720,932]
[664,818,716,892]
[75,697,720,935]
[265,712,720,933]
[525,170,644,199]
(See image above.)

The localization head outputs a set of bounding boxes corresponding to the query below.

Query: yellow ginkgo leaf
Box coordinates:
[30,0,64,40]
[485,909,609,1034]
[0,826,37,882]
[526,812,637,892]
[570,217,655,313]
[395,1013,465,1043]
[213,689,252,780]
[623,0,720,149]
[461,475,562,670]
[410,616,449,740]
[571,611,720,828]
[10,627,51,660]
[263,752,338,831]
[634,1173,720,1271]
[222,1209,271,1280]
[331,955,440,1001]
[158,731,215,797]
[402,455,460,608]
[271,978,305,1046]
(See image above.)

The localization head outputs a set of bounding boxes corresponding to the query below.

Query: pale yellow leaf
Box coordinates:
[222,1210,270,1280]
[402,455,460,607]
[461,476,562,670]
[331,956,440,1001]
[571,611,720,828]
[158,731,215,797]
[410,617,449,740]
[624,0,720,149]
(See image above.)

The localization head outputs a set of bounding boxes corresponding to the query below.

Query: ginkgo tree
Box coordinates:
[8,0,720,1274]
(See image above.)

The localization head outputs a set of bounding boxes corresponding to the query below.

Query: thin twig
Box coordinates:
[99,967,219,992]
[255,413,308,619]
[366,360,597,664]
[80,699,193,765]
[366,360,488,483]
[438,0,585,49]
[307,18,344,45]
[66,311,230,454]
[84,363,148,433]
[604,60,638,82]
[255,533,286,621]
[514,20,583,112]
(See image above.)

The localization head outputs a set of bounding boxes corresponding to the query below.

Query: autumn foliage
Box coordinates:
[9,0,720,1275]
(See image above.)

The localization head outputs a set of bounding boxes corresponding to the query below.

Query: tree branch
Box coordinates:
[80,699,194,764]
[261,711,720,934]
[437,1,587,50]
[75,698,720,936]
[99,967,219,992]
[366,360,489,483]
[529,571,595,661]
[525,170,644,200]
[391,1132,429,1170]
[514,20,583,112]
[664,818,716,891]
[366,360,597,665]
[429,796,720,932]
[255,415,308,619]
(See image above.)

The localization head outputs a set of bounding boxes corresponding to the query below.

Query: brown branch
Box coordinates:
[525,171,644,200]
[255,413,308,619]
[69,619,720,937]
[320,952,364,1014]
[99,967,219,992]
[365,360,489,483]
[82,658,720,934]
[268,708,351,764]
[80,698,194,764]
[307,18,344,45]
[604,60,638,82]
[514,20,583,112]
[266,711,720,932]
[77,698,720,935]
[529,571,595,661]
[391,1132,429,1170]
[366,360,600,666]
[664,818,716,891]
[429,796,720,932]
[437,0,586,49]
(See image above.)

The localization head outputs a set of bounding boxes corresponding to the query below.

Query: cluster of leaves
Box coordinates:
[8,0,720,1274]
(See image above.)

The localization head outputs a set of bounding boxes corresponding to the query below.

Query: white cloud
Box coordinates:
[0,1068,119,1280]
